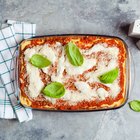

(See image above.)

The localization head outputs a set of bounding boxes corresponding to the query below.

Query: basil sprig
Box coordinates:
[129,100,140,112]
[98,68,119,84]
[30,54,51,68]
[43,82,65,98]
[65,42,84,66]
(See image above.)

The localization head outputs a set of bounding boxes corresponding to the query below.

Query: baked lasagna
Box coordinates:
[19,35,127,110]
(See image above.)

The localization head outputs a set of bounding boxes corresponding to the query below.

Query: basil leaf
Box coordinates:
[65,42,84,66]
[43,82,65,98]
[129,100,140,112]
[98,68,119,84]
[30,54,51,68]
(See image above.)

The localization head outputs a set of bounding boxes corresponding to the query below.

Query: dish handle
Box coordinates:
[10,47,20,101]
[127,48,135,100]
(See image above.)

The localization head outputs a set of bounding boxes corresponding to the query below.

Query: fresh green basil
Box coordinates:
[30,54,51,68]
[98,68,119,84]
[65,42,84,66]
[43,82,65,98]
[129,100,140,112]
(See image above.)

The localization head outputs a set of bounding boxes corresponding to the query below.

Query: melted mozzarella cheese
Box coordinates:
[42,67,49,74]
[51,48,65,82]
[57,49,65,76]
[107,81,121,97]
[83,43,119,58]
[43,95,57,104]
[24,44,56,98]
[24,44,56,63]
[74,81,91,94]
[24,44,57,75]
[55,42,62,47]
[24,46,41,61]
[83,43,107,54]
[97,88,109,100]
[26,63,44,98]
[39,44,56,63]
[61,82,97,105]
[65,57,97,75]
[24,42,121,103]
[85,58,118,83]
[85,43,120,98]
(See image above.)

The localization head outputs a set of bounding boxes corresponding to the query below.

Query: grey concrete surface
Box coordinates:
[0,0,140,140]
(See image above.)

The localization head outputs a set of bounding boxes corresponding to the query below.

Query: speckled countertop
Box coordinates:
[0,0,140,140]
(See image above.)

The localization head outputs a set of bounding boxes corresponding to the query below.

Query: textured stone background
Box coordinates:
[0,0,140,140]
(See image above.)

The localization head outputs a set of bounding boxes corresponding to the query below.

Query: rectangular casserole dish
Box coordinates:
[18,34,130,111]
